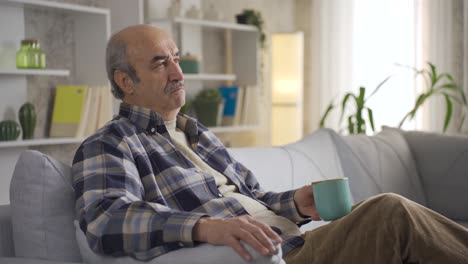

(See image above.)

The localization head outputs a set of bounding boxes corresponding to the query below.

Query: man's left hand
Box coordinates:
[293,185,321,220]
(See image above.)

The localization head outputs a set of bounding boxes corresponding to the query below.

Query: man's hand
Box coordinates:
[293,184,321,220]
[192,215,283,262]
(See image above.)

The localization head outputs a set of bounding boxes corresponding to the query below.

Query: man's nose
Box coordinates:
[168,61,184,81]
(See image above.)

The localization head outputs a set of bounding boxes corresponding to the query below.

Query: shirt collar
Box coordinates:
[118,103,199,146]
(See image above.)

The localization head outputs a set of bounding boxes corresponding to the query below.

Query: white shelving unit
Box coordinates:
[184,73,236,81]
[0,68,70,76]
[2,0,109,15]
[0,137,85,149]
[0,0,110,204]
[172,17,258,32]
[151,16,260,134]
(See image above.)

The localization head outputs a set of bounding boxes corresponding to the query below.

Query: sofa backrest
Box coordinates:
[231,128,427,207]
[333,127,427,205]
[229,129,344,193]
[9,150,82,262]
[402,130,468,221]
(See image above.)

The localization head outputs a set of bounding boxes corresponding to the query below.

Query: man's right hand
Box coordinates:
[192,215,283,262]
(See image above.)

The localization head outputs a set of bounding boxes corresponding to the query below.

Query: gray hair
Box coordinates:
[105,37,140,99]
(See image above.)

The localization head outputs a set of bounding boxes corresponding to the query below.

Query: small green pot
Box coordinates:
[0,120,21,141]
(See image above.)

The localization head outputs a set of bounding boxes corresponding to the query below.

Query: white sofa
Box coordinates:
[1,127,467,264]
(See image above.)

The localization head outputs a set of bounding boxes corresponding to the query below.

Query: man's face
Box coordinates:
[127,32,185,117]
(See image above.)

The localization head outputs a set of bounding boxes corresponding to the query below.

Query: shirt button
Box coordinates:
[218,193,223,198]
[151,128,155,133]
[178,242,184,247]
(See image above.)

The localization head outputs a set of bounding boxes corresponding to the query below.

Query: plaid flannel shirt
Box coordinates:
[72,103,307,260]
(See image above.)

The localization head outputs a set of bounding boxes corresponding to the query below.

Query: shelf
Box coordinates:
[208,125,260,133]
[3,0,109,15]
[0,137,85,149]
[184,74,236,81]
[156,17,258,32]
[0,68,70,77]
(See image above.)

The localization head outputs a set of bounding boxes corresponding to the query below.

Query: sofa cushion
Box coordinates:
[228,147,294,192]
[402,130,468,221]
[9,150,81,262]
[74,221,284,264]
[287,129,345,188]
[330,127,427,205]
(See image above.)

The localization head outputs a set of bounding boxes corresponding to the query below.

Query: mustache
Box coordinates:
[164,81,184,94]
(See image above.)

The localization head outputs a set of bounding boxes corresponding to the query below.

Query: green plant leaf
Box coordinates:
[340,93,356,122]
[409,93,428,118]
[357,87,365,107]
[428,62,439,89]
[434,90,465,105]
[348,116,355,134]
[438,83,458,90]
[319,102,335,128]
[442,73,454,82]
[442,93,453,132]
[367,108,375,132]
[399,93,426,127]
[437,81,467,106]
[366,75,393,102]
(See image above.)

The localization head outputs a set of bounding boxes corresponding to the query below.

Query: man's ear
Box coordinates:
[114,70,135,95]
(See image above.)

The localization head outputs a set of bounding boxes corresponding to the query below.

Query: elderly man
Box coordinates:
[73,24,468,264]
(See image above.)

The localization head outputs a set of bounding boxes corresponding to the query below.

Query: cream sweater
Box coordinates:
[165,120,301,237]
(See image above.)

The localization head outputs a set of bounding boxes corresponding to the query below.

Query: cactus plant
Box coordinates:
[18,102,36,139]
[0,120,21,141]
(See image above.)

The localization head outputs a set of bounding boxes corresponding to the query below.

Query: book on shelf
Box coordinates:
[219,86,239,126]
[233,86,245,126]
[51,85,113,138]
[77,85,113,138]
[240,85,258,126]
[49,85,87,138]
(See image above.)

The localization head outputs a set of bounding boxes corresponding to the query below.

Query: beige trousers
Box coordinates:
[284,193,468,264]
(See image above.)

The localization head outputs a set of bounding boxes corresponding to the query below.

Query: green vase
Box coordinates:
[18,102,36,139]
[0,120,21,141]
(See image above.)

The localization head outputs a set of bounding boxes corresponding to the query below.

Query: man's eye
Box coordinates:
[173,59,180,64]
[152,63,164,69]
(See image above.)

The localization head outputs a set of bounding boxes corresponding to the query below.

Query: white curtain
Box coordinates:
[301,0,354,133]
[419,0,465,133]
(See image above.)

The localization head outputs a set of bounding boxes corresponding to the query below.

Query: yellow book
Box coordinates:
[49,85,87,138]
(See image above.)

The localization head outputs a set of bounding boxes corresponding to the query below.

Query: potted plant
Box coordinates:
[320,62,467,134]
[236,9,265,49]
[193,89,224,127]
[319,76,392,134]
[398,62,467,132]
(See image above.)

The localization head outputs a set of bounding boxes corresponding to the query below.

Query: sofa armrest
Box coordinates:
[0,257,81,264]
[0,205,14,257]
[402,130,468,221]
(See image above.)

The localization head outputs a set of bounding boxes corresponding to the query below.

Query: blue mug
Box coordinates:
[312,178,353,221]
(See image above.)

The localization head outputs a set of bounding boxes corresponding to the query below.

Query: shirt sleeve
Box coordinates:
[72,136,207,260]
[232,157,310,224]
